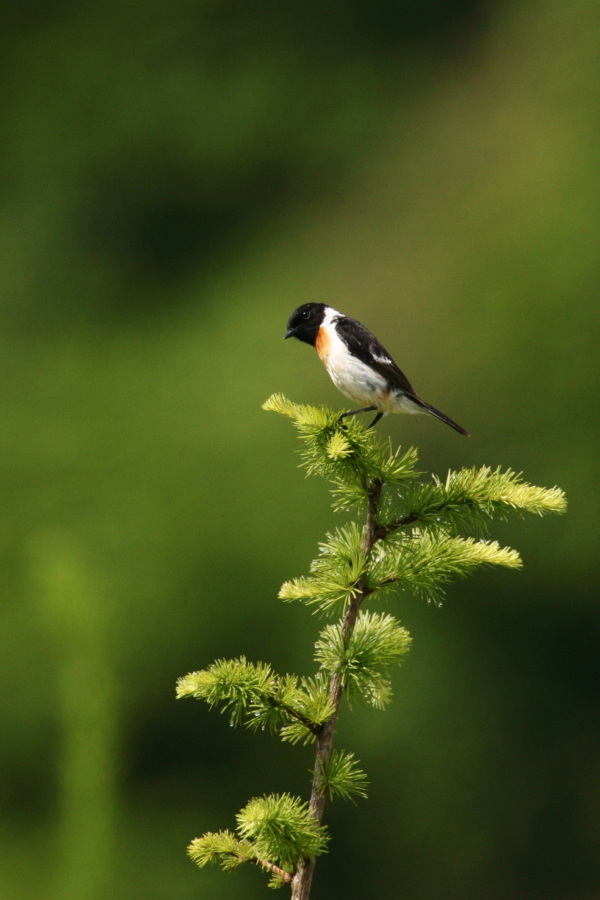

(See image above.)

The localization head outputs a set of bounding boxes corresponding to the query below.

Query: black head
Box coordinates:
[284,303,327,346]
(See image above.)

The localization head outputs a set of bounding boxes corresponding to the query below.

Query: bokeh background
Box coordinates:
[1,0,598,898]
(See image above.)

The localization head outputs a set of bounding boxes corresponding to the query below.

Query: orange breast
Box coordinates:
[315,325,330,363]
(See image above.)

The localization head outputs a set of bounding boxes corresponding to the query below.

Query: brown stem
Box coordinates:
[252,856,293,884]
[290,479,383,900]
[374,511,419,541]
[375,495,480,541]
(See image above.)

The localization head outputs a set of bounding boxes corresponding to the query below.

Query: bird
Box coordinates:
[284,303,469,435]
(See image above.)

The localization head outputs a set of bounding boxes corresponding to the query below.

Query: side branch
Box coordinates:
[375,499,477,540]
[375,512,419,540]
[267,697,323,737]
[252,856,293,884]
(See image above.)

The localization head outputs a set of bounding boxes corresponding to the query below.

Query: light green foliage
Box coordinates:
[177,657,274,725]
[179,396,565,893]
[330,441,419,513]
[277,675,335,745]
[315,612,411,707]
[236,794,329,873]
[316,750,369,802]
[367,532,522,604]
[262,394,418,489]
[281,525,522,612]
[279,524,366,613]
[176,658,334,743]
[187,793,328,882]
[383,466,567,535]
[188,830,255,870]
[325,431,353,460]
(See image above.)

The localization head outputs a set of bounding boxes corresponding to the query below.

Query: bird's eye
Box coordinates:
[302,310,310,319]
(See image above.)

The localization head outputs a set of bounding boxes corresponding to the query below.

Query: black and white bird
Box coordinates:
[284,303,469,435]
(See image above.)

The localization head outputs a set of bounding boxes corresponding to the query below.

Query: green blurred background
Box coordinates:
[0,0,598,897]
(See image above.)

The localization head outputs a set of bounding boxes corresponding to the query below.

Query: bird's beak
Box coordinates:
[284,327,299,340]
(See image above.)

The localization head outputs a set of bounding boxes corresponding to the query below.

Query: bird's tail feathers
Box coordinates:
[414,397,470,436]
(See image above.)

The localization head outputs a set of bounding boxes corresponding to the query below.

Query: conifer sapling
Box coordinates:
[177,395,566,899]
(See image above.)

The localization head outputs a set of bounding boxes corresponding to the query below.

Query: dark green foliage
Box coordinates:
[178,395,565,896]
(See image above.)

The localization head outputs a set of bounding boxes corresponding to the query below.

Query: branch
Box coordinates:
[374,511,420,540]
[266,696,323,737]
[375,499,478,540]
[291,478,383,900]
[362,576,397,597]
[252,856,293,884]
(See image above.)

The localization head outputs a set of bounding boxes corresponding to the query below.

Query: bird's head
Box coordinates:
[284,303,327,345]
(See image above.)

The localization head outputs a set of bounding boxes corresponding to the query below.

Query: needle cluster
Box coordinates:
[177,394,566,899]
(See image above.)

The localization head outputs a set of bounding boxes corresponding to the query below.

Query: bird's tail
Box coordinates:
[414,397,470,436]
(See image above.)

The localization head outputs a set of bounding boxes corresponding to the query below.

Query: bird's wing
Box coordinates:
[334,316,417,396]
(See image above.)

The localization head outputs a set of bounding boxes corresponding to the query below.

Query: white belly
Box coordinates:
[317,310,424,415]
[327,349,388,406]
